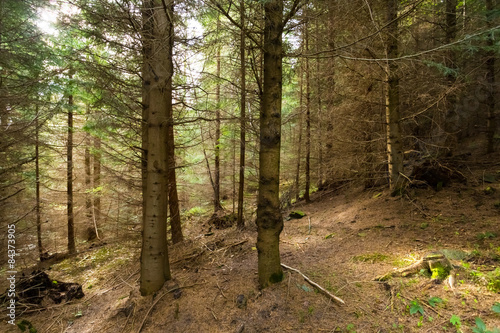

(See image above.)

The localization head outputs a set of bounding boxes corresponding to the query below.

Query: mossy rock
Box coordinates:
[289,210,306,219]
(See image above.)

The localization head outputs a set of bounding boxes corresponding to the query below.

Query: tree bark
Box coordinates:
[385,0,404,193]
[93,136,101,239]
[140,0,173,296]
[295,63,303,202]
[237,0,246,229]
[214,16,223,213]
[256,0,284,288]
[167,110,183,243]
[486,0,497,153]
[35,107,43,260]
[84,108,94,239]
[67,73,76,255]
[304,19,311,203]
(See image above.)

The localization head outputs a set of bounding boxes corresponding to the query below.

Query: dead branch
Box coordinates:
[281,263,345,305]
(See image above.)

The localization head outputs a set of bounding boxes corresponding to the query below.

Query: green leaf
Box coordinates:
[492,302,500,314]
[472,317,486,333]
[410,300,424,315]
[324,233,335,239]
[450,314,461,327]
[428,296,443,307]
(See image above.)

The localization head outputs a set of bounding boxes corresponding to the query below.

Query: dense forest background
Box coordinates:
[1,0,500,331]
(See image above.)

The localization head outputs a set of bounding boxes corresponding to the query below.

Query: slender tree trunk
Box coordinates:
[304,20,311,203]
[167,108,183,243]
[295,64,303,202]
[84,108,94,240]
[325,1,336,173]
[256,0,284,288]
[486,0,497,153]
[140,0,173,296]
[315,18,323,187]
[385,0,404,193]
[214,16,223,213]
[237,0,246,229]
[93,136,101,239]
[35,106,43,260]
[67,74,76,254]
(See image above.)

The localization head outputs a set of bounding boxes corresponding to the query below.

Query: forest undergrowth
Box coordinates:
[2,154,500,333]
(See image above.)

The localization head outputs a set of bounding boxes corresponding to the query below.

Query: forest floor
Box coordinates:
[2,153,500,333]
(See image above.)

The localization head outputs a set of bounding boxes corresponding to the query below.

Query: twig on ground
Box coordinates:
[281,263,345,305]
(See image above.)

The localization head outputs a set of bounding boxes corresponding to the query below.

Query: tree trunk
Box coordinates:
[214,16,223,213]
[35,107,43,260]
[304,20,311,203]
[256,0,284,288]
[140,0,173,296]
[167,110,183,243]
[85,108,94,240]
[237,0,246,229]
[315,18,323,187]
[385,0,404,193]
[92,136,101,239]
[67,75,76,255]
[295,64,303,202]
[486,0,497,153]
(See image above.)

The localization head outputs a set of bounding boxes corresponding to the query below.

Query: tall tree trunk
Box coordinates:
[167,107,183,243]
[295,64,303,202]
[443,0,458,153]
[304,20,311,203]
[140,0,173,296]
[237,0,246,229]
[35,107,43,260]
[315,18,323,187]
[84,108,94,240]
[486,0,497,153]
[93,136,101,239]
[256,0,284,288]
[67,74,76,254]
[385,0,404,193]
[214,16,223,213]
[325,1,336,176]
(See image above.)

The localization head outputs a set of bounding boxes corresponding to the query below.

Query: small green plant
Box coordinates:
[492,302,500,314]
[352,253,388,263]
[346,323,356,332]
[450,315,461,332]
[472,317,500,333]
[428,296,443,308]
[17,320,37,333]
[477,232,497,241]
[409,300,424,316]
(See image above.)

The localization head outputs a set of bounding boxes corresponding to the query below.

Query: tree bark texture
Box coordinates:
[92,136,101,239]
[237,0,246,229]
[304,20,311,203]
[486,0,497,153]
[385,0,404,193]
[67,84,76,255]
[140,0,174,296]
[214,16,223,213]
[35,108,43,260]
[256,0,284,289]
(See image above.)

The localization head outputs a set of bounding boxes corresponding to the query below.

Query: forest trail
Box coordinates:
[3,154,500,333]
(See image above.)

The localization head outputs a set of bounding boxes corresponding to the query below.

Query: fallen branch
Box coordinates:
[281,263,345,305]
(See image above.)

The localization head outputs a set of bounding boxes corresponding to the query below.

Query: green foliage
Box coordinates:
[17,320,37,333]
[472,317,500,333]
[477,232,497,240]
[492,302,500,314]
[428,296,444,308]
[409,300,424,316]
[450,314,461,330]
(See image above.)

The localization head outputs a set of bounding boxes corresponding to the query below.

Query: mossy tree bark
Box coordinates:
[256,0,284,289]
[385,0,404,193]
[140,0,174,296]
